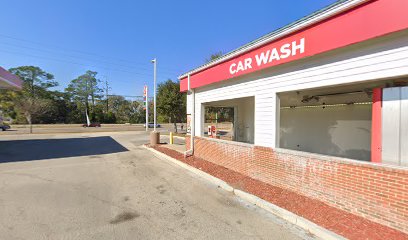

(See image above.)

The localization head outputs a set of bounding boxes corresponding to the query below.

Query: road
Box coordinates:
[0,132,314,240]
[0,123,186,135]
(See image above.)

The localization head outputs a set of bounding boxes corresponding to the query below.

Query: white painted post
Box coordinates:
[145,85,148,131]
[152,58,157,132]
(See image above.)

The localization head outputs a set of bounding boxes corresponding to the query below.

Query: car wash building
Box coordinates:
[180,0,408,234]
[0,66,22,91]
[0,66,22,124]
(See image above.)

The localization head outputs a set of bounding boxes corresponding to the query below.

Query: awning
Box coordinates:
[0,66,22,90]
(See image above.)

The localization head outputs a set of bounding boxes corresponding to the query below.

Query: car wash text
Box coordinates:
[229,38,305,75]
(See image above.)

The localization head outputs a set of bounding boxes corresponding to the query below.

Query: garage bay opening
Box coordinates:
[279,84,373,161]
[203,96,254,144]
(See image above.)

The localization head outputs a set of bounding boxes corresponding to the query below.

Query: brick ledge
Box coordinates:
[188,135,408,174]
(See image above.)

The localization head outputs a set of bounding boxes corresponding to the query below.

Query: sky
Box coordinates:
[0,0,337,98]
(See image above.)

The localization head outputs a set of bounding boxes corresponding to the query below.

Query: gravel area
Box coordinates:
[151,145,408,240]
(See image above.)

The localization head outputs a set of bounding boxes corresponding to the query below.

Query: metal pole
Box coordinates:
[152,58,157,132]
[105,79,109,112]
[145,85,148,131]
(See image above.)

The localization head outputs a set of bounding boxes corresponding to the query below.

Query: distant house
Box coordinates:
[0,66,22,90]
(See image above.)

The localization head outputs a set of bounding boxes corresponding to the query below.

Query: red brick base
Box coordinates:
[186,136,408,234]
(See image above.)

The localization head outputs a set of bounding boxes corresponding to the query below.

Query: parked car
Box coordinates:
[143,122,161,128]
[0,123,10,131]
[82,122,101,127]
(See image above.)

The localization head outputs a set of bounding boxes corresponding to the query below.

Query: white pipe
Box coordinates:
[187,72,191,90]
[184,74,195,157]
[145,85,148,131]
[190,87,195,152]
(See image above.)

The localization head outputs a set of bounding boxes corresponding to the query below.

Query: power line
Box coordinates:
[0,48,156,77]
[0,33,182,73]
[105,77,110,112]
[0,41,179,75]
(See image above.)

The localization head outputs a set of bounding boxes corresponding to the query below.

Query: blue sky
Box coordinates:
[0,0,337,97]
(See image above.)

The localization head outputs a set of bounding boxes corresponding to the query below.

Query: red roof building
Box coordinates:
[0,66,22,90]
[180,0,408,235]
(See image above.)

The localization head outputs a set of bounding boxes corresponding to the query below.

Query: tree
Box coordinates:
[9,66,57,94]
[205,51,224,63]
[0,89,18,121]
[128,101,145,124]
[14,96,51,128]
[107,95,128,123]
[105,111,117,123]
[106,96,145,124]
[8,66,58,133]
[1,67,154,125]
[205,106,234,123]
[157,79,186,132]
[65,70,103,125]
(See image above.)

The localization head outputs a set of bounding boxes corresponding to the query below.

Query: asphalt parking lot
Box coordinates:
[0,131,314,240]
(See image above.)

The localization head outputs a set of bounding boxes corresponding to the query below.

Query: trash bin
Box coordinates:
[150,131,160,146]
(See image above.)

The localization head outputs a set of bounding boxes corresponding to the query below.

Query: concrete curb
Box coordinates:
[143,145,345,240]
[161,135,185,141]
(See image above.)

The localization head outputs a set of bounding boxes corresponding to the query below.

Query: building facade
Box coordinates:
[0,66,22,91]
[180,0,408,234]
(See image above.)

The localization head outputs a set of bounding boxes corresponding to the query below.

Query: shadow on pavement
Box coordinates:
[0,136,128,163]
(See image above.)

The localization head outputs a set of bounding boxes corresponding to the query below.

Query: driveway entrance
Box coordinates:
[0,132,313,239]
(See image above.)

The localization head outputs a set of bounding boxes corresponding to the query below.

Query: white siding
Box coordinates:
[382,87,401,163]
[280,105,372,161]
[401,87,408,166]
[190,30,408,148]
[382,86,408,166]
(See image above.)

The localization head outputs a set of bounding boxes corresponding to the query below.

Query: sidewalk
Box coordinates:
[159,135,186,153]
[148,144,408,240]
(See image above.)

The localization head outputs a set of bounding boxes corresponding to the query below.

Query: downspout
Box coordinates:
[184,74,195,157]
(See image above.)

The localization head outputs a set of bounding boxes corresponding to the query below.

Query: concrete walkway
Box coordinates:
[160,135,186,153]
[0,132,315,240]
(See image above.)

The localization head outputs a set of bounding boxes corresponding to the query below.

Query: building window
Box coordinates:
[202,96,254,144]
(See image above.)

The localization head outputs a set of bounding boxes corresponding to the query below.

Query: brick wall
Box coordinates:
[186,136,408,233]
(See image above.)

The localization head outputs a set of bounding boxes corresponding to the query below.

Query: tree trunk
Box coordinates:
[26,113,33,134]
[85,105,91,126]
[89,81,95,107]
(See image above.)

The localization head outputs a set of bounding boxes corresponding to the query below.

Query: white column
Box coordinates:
[145,86,148,131]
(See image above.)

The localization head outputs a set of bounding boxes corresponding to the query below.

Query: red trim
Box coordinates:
[180,0,408,91]
[371,88,382,163]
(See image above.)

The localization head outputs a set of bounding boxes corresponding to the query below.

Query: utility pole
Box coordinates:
[144,85,148,131]
[105,79,110,112]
